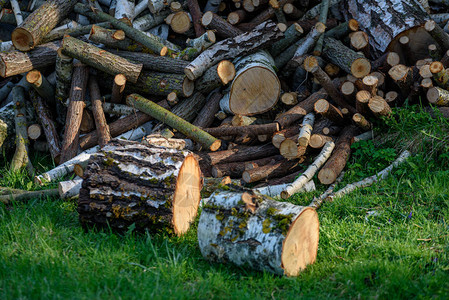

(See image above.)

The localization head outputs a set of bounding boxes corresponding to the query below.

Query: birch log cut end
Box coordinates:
[198,190,319,276]
[170,11,191,34]
[227,51,280,116]
[78,139,202,235]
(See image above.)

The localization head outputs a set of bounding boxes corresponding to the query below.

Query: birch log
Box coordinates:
[220,51,280,116]
[281,141,335,199]
[78,139,202,235]
[184,20,282,80]
[198,189,319,276]
[345,0,430,58]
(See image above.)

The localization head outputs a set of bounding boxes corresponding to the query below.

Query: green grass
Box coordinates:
[1,105,449,299]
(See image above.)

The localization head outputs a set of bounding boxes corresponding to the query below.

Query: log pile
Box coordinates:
[0,0,447,276]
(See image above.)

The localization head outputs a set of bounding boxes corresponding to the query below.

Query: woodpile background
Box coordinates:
[0,0,448,276]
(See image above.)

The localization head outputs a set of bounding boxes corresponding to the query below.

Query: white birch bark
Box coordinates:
[59,177,83,199]
[281,141,335,199]
[297,113,314,147]
[198,190,319,276]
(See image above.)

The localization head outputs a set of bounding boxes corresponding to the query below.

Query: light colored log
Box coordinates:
[198,189,319,276]
[59,177,83,199]
[297,112,314,147]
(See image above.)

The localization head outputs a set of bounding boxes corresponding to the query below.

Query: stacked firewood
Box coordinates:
[1,0,449,276]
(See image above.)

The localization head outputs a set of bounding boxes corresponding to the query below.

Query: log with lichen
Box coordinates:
[78,139,202,235]
[198,187,319,276]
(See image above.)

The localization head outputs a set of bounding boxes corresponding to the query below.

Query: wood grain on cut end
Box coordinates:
[217,60,236,85]
[11,27,34,51]
[348,19,359,32]
[281,208,319,276]
[26,70,42,85]
[351,58,371,78]
[172,154,202,235]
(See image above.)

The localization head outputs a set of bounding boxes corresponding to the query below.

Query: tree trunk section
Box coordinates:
[0,41,60,78]
[198,189,319,276]
[78,139,202,235]
[11,0,77,51]
[62,36,143,83]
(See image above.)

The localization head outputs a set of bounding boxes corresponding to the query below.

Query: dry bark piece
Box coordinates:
[78,139,202,236]
[318,125,359,185]
[11,0,78,51]
[127,94,221,151]
[62,36,143,83]
[198,189,319,276]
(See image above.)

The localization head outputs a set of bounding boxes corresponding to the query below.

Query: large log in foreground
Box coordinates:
[198,189,319,276]
[345,0,431,58]
[78,139,202,235]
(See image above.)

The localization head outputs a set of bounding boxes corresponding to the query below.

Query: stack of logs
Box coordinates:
[1,0,449,276]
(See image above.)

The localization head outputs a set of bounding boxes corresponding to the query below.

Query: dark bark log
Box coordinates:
[187,0,206,37]
[204,123,279,137]
[242,159,302,183]
[89,77,111,148]
[202,11,243,38]
[192,90,222,128]
[30,90,61,163]
[60,63,89,163]
[318,125,359,184]
[0,41,60,78]
[62,36,143,83]
[11,0,77,51]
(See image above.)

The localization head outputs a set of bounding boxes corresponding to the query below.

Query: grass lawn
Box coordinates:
[0,105,448,299]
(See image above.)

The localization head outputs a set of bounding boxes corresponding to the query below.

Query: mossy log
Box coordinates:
[322,37,371,78]
[78,139,202,235]
[126,71,194,97]
[108,50,189,74]
[11,0,77,51]
[198,189,319,276]
[62,36,143,84]
[127,94,221,151]
[0,41,60,78]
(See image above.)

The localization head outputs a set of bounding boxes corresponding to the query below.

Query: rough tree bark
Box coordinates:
[78,139,202,235]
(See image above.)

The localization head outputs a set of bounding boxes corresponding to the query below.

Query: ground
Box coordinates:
[0,104,448,299]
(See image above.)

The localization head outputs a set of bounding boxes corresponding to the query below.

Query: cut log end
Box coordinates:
[11,27,34,51]
[173,154,202,235]
[26,70,42,85]
[202,11,214,26]
[217,60,236,85]
[230,66,280,116]
[430,61,444,74]
[281,207,319,277]
[114,74,127,86]
[348,19,359,32]
[351,58,371,78]
[317,168,336,185]
[183,78,195,97]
